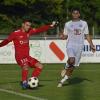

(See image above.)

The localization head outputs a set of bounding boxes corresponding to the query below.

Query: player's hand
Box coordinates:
[60,34,64,39]
[50,21,59,27]
[59,34,68,40]
[91,45,96,53]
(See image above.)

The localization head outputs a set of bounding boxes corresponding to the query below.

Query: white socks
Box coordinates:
[60,75,69,84]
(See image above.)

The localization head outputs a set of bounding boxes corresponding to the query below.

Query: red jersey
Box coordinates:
[0,25,51,58]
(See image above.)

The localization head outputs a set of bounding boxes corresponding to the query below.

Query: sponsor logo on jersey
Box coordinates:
[19,40,28,44]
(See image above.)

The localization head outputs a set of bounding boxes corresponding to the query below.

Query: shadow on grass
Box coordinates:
[63,77,92,86]
[27,84,45,90]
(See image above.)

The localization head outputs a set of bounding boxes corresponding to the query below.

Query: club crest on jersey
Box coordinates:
[74,29,81,35]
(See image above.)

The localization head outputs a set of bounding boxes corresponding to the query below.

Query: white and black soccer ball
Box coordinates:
[28,77,39,88]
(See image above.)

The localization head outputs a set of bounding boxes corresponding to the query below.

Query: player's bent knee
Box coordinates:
[67,60,75,65]
[67,58,75,67]
[35,62,43,69]
[22,66,28,70]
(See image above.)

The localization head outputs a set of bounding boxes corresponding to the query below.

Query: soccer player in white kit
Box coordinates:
[57,8,95,87]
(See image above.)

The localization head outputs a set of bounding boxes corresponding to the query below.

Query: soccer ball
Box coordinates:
[28,77,39,88]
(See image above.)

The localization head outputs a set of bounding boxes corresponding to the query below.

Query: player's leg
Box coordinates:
[16,57,29,89]
[61,63,68,77]
[61,49,82,86]
[21,65,29,89]
[58,47,82,87]
[58,57,75,87]
[65,58,75,76]
[31,62,43,77]
[28,56,43,77]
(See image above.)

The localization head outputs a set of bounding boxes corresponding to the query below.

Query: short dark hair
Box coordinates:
[71,7,80,13]
[22,19,32,23]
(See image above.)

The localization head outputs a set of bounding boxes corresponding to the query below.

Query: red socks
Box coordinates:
[22,69,28,81]
[32,67,42,77]
[21,67,42,82]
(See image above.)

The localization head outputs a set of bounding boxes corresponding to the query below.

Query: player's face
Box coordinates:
[72,10,80,20]
[23,22,32,32]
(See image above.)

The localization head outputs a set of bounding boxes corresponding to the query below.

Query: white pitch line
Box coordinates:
[0,88,47,100]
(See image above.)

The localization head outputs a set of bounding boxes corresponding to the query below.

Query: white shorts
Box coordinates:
[65,45,83,68]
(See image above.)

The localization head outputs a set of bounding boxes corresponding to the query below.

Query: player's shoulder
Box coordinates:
[65,20,72,24]
[11,29,21,35]
[65,20,72,26]
[80,20,88,25]
[14,29,21,33]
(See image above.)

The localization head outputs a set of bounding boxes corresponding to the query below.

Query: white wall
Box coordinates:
[0,40,100,63]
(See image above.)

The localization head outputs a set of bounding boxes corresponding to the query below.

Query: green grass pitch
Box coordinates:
[0,63,100,100]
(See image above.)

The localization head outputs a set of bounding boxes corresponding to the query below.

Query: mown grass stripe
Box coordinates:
[0,88,47,100]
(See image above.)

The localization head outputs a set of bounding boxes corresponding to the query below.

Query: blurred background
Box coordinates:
[0,0,100,38]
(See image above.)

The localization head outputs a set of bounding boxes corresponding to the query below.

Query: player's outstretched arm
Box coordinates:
[30,21,58,35]
[0,32,14,47]
[0,39,9,47]
[85,34,96,53]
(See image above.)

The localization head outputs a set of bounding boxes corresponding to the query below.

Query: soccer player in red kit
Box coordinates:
[0,19,56,89]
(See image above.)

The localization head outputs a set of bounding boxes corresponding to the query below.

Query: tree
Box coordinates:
[0,0,100,36]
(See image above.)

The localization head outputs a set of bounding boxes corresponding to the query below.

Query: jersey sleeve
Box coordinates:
[0,32,15,47]
[84,22,89,35]
[0,39,9,47]
[29,25,51,35]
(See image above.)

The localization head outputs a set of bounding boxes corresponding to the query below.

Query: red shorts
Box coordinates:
[15,56,39,67]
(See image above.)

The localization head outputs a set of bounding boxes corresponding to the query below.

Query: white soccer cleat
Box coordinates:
[57,83,63,87]
[61,69,66,77]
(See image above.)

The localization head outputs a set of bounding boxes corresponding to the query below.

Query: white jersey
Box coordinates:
[64,20,89,67]
[64,20,89,46]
